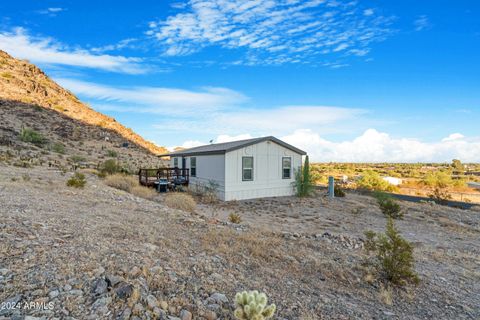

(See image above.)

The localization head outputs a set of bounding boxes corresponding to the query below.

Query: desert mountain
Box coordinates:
[0,50,166,170]
[0,50,166,155]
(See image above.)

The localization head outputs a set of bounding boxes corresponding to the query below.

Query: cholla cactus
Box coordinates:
[234,290,276,320]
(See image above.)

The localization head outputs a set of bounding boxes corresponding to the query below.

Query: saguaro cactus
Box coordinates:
[234,290,276,320]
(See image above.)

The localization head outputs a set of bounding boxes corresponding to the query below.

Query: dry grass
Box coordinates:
[164,193,196,212]
[104,174,138,192]
[379,284,393,305]
[228,212,242,224]
[201,228,283,263]
[104,174,156,200]
[130,186,156,200]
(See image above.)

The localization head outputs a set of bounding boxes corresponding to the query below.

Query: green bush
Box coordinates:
[100,159,122,175]
[375,192,403,219]
[357,170,396,192]
[334,184,346,197]
[70,155,87,164]
[234,290,276,320]
[106,149,118,157]
[429,186,451,205]
[66,172,87,188]
[19,128,47,146]
[51,142,65,154]
[364,218,419,286]
[295,155,314,197]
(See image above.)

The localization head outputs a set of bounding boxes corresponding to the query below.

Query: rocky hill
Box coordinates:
[0,50,167,170]
[0,50,166,154]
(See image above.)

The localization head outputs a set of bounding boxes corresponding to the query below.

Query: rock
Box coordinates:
[106,274,123,287]
[204,310,217,320]
[132,303,144,315]
[117,308,131,320]
[206,304,221,312]
[115,282,133,300]
[146,294,159,310]
[0,268,10,276]
[129,266,141,277]
[160,300,169,310]
[69,289,83,296]
[93,266,105,277]
[48,290,60,299]
[209,292,229,305]
[180,310,192,320]
[92,278,108,296]
[383,311,396,317]
[152,307,167,318]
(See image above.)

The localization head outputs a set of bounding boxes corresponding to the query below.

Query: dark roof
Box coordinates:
[160,136,306,157]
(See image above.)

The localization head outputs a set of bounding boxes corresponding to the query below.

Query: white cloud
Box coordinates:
[153,105,368,136]
[281,129,480,162]
[414,15,430,31]
[56,78,248,116]
[37,7,66,16]
[149,0,394,65]
[0,27,146,74]
[442,133,464,142]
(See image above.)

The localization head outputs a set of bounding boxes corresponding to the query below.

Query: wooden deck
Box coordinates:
[138,167,189,188]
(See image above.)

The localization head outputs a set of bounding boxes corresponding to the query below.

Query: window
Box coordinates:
[242,157,254,181]
[282,157,291,179]
[190,157,196,177]
[173,157,178,167]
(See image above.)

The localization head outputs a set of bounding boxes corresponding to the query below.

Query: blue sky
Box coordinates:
[1,0,479,162]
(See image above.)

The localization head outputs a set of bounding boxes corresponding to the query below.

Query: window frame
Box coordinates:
[190,157,197,177]
[173,157,178,167]
[242,156,254,181]
[282,157,292,179]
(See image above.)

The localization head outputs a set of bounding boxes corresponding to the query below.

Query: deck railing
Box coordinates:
[138,167,189,187]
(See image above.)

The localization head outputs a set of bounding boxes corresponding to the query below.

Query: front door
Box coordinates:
[182,157,186,169]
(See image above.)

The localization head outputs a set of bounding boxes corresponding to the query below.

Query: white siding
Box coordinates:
[172,155,226,200]
[224,141,303,201]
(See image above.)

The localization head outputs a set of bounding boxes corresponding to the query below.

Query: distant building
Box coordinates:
[382,176,403,186]
[467,182,480,190]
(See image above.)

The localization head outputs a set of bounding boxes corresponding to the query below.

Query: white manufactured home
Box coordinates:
[161,136,306,201]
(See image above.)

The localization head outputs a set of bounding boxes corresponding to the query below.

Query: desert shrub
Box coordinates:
[164,193,196,212]
[100,159,122,175]
[429,186,451,205]
[51,142,65,154]
[130,185,156,200]
[70,155,86,163]
[234,290,276,320]
[295,155,314,197]
[104,174,138,192]
[19,127,47,146]
[357,170,396,192]
[106,149,118,157]
[334,184,346,197]
[66,172,86,188]
[229,213,242,224]
[374,192,403,219]
[364,218,419,286]
[1,72,12,78]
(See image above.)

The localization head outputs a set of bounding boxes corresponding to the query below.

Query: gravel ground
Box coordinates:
[1,165,479,320]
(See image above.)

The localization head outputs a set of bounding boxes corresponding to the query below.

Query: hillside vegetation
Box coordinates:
[0,50,166,155]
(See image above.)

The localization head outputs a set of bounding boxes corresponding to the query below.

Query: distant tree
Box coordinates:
[451,159,463,172]
[356,170,396,192]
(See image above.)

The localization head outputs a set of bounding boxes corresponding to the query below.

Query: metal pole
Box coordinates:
[328,176,335,198]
